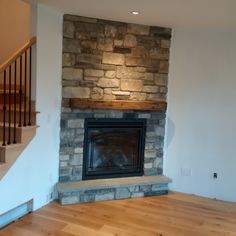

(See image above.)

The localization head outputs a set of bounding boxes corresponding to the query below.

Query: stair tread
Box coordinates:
[0,142,26,149]
[0,108,39,113]
[0,123,38,128]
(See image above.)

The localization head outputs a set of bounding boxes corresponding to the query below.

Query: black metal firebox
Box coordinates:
[82,118,146,180]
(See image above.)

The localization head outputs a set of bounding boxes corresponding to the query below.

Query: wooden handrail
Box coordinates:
[0,37,36,73]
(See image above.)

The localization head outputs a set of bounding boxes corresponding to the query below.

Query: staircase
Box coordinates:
[0,37,38,180]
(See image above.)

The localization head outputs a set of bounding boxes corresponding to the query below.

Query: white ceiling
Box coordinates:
[35,0,236,30]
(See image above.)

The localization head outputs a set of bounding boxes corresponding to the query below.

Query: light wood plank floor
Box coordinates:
[1,192,236,236]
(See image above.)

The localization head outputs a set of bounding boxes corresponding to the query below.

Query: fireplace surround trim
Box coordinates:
[82,118,147,180]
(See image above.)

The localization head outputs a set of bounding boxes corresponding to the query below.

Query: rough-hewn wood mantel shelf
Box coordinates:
[69,99,167,112]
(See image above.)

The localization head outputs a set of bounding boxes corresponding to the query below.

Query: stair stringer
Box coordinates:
[0,126,38,181]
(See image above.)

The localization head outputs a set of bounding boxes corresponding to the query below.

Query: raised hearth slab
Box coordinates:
[57,175,171,205]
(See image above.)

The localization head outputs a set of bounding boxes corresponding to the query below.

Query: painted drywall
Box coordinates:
[165,29,236,202]
[0,0,30,64]
[0,4,62,214]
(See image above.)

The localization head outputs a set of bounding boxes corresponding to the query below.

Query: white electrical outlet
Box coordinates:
[46,192,54,203]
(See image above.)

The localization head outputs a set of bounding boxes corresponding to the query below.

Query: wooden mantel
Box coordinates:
[69,99,167,112]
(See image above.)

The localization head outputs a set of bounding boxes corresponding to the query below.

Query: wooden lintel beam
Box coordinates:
[69,99,167,112]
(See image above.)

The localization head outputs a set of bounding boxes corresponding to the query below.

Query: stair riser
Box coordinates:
[0,94,24,105]
[0,127,23,144]
[0,111,36,125]
[0,126,35,144]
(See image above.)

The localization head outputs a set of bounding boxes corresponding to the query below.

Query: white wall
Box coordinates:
[0,4,62,214]
[165,29,236,202]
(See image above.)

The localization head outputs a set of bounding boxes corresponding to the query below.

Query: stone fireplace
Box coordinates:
[57,14,172,205]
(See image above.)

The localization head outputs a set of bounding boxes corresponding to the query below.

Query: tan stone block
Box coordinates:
[103,94,116,100]
[104,88,112,94]
[127,24,150,35]
[159,61,169,74]
[97,38,113,51]
[97,78,119,88]
[84,77,99,81]
[62,68,83,80]
[81,40,97,49]
[102,52,125,65]
[161,39,171,49]
[120,79,143,92]
[147,93,166,101]
[160,86,167,94]
[63,53,75,67]
[84,69,104,77]
[105,71,116,78]
[154,73,168,86]
[63,87,90,98]
[63,21,75,38]
[91,87,104,99]
[116,66,144,79]
[105,25,117,37]
[114,40,123,47]
[63,38,81,53]
[112,91,130,96]
[142,86,159,93]
[124,34,137,47]
[130,92,146,101]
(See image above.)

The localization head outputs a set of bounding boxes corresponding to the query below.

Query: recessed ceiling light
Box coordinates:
[131,11,140,15]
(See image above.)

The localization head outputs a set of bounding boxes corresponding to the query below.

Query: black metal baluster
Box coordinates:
[2,70,7,146]
[24,51,27,126]
[13,61,17,144]
[19,55,22,127]
[8,65,12,145]
[28,47,32,126]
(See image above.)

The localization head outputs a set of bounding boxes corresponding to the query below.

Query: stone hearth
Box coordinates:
[57,176,171,205]
[58,14,172,204]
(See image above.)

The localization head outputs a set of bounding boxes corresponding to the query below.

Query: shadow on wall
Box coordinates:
[166,117,175,148]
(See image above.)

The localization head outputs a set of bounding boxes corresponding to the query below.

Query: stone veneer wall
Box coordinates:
[59,15,171,182]
[62,15,171,101]
[60,110,165,182]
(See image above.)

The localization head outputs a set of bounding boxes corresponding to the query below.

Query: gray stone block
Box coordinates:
[85,188,115,195]
[129,185,140,193]
[144,168,159,176]
[131,192,144,198]
[115,188,131,199]
[95,192,115,202]
[67,119,84,128]
[140,185,152,192]
[61,195,79,205]
[144,190,168,196]
[80,194,95,203]
[152,184,168,191]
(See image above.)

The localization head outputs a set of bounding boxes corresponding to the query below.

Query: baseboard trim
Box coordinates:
[0,199,33,229]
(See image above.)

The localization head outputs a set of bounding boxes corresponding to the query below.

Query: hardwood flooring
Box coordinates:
[1,192,236,236]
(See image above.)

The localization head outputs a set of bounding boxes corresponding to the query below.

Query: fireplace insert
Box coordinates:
[82,118,146,180]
